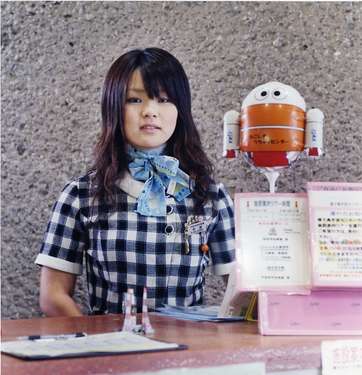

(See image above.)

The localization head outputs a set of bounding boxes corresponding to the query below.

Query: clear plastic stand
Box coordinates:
[122,288,154,335]
[263,170,280,193]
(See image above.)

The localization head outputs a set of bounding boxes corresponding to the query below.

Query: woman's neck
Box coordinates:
[127,143,166,156]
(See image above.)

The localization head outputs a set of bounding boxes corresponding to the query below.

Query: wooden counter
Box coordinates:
[1,314,359,375]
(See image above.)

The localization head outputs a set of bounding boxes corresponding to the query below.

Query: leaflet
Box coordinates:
[235,193,310,291]
[308,182,362,287]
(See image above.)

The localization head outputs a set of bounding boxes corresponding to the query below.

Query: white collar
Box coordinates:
[117,171,177,198]
[117,171,144,198]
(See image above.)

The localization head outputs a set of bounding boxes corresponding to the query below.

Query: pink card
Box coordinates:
[259,290,362,335]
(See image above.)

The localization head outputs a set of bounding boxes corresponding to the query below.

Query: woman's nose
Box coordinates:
[142,100,158,118]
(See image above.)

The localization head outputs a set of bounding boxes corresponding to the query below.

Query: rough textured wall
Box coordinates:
[1,2,361,319]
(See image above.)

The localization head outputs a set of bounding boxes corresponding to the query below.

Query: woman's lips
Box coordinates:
[140,124,161,132]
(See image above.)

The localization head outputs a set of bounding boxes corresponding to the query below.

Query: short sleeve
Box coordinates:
[35,180,88,275]
[208,183,236,275]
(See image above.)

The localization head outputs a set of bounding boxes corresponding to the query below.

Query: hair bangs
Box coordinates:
[139,64,177,103]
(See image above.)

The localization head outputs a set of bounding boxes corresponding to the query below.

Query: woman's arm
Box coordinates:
[39,266,83,317]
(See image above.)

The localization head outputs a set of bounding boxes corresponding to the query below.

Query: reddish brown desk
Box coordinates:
[1,314,359,374]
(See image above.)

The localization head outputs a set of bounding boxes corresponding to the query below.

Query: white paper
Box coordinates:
[270,370,320,375]
[321,340,362,375]
[308,188,362,286]
[218,264,257,318]
[236,194,310,290]
[127,362,266,375]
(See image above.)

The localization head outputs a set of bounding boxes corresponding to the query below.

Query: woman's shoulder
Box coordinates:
[206,179,234,214]
[207,179,232,199]
[60,172,95,199]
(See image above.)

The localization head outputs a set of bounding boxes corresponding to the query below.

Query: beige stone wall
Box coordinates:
[1,1,361,318]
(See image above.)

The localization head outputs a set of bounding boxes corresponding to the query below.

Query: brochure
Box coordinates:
[307,182,362,288]
[235,193,311,291]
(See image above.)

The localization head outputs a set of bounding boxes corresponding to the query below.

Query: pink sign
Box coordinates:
[259,290,362,335]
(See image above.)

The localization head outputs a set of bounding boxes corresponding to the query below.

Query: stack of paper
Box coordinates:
[155,304,244,322]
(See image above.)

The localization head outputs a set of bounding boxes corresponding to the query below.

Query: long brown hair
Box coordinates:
[90,48,213,207]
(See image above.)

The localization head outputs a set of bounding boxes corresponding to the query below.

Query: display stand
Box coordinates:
[227,182,362,335]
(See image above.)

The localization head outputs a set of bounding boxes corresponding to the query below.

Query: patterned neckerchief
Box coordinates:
[127,145,193,216]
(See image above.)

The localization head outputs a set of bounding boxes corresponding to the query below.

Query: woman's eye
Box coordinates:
[126,97,142,103]
[158,97,170,103]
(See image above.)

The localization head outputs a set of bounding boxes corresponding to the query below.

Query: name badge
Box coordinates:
[184,216,212,254]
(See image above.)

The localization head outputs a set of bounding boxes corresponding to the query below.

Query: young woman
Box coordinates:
[36,48,235,316]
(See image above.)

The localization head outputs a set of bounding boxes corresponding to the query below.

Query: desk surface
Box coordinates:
[1,314,359,375]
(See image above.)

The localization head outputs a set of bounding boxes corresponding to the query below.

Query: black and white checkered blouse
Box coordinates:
[35,172,235,313]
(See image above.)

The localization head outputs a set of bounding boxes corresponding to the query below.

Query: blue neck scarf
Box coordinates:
[127,145,193,217]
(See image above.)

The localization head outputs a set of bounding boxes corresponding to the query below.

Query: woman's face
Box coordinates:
[124,69,178,149]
